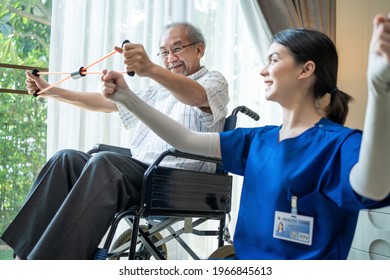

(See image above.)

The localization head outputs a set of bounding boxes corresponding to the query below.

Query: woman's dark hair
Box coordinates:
[272,28,352,125]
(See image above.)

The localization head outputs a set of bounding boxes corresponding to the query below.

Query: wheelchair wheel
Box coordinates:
[109,225,168,260]
[208,245,235,259]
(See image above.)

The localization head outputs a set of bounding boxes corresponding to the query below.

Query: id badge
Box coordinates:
[273,211,314,246]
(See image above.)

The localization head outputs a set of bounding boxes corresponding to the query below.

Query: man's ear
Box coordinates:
[197,43,205,59]
[298,61,315,79]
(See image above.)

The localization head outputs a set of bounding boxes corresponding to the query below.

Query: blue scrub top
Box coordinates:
[220,118,390,259]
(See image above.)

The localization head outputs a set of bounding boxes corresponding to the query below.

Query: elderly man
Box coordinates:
[1,22,229,259]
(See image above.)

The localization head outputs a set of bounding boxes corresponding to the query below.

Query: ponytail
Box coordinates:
[325,88,353,125]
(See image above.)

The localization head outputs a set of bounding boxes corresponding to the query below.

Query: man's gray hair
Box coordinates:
[160,22,206,47]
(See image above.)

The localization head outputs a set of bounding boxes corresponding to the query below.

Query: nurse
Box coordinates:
[100,14,390,259]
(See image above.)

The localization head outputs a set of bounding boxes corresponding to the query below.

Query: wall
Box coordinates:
[337,0,390,259]
[337,0,389,129]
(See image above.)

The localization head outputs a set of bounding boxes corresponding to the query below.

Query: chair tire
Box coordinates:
[208,245,235,259]
[109,225,168,260]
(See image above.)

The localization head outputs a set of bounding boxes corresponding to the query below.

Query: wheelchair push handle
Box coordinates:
[231,105,260,121]
[223,105,259,132]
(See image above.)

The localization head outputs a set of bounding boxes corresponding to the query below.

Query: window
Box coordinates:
[0,0,52,259]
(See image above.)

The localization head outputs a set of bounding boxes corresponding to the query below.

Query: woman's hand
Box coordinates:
[100,69,135,108]
[370,13,390,63]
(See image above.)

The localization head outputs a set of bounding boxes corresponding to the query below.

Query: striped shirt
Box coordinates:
[118,66,229,173]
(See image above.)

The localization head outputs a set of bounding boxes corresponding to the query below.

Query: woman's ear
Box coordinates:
[298,61,316,79]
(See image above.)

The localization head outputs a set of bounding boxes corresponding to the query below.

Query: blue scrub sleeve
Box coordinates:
[220,128,254,176]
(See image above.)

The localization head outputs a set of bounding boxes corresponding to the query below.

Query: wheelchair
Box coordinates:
[91,106,259,260]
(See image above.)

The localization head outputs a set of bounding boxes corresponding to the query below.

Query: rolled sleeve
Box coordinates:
[192,69,229,127]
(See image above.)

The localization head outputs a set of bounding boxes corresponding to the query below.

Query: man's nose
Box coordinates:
[167,52,178,62]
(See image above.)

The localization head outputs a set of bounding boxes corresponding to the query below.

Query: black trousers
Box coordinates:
[0,149,147,259]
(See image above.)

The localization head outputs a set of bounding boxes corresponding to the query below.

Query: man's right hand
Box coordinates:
[25,70,51,97]
[119,42,157,78]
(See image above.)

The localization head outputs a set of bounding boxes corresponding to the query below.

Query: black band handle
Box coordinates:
[122,40,135,77]
[31,69,40,97]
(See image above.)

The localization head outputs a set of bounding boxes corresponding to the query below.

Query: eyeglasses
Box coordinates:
[157,42,198,58]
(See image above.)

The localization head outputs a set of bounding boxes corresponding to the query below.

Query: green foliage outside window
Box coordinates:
[0,0,52,255]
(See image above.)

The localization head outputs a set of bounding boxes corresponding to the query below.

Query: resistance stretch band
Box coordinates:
[31,40,134,96]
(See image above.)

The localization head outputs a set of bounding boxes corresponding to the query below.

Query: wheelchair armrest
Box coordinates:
[148,147,222,169]
[87,143,132,156]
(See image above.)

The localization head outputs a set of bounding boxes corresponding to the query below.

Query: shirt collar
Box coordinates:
[187,66,208,80]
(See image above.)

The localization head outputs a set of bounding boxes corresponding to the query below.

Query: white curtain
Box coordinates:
[48,0,281,259]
